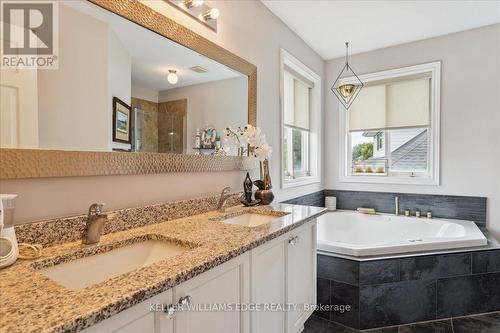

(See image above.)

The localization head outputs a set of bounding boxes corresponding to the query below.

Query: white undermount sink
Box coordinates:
[221,213,281,228]
[40,240,188,291]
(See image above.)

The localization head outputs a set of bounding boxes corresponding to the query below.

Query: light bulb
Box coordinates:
[184,0,204,8]
[339,84,357,98]
[203,8,219,20]
[167,70,178,84]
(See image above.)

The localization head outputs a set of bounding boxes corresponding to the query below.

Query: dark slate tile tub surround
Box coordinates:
[316,250,500,330]
[284,189,494,329]
[324,189,487,225]
[304,312,500,333]
[283,190,325,208]
[283,189,487,225]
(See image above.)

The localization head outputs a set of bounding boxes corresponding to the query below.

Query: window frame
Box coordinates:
[280,49,321,189]
[339,61,441,185]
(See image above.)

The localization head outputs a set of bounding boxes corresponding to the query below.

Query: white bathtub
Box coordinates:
[317,211,487,257]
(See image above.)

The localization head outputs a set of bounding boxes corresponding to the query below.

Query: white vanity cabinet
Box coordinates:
[81,288,173,333]
[81,219,317,333]
[163,252,250,333]
[250,229,288,333]
[286,222,317,333]
[81,253,249,333]
[250,221,317,333]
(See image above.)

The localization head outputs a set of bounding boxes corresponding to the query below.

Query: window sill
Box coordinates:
[282,176,321,189]
[339,174,439,186]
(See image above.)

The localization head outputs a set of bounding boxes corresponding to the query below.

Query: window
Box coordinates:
[280,49,321,188]
[340,62,440,185]
[283,69,311,179]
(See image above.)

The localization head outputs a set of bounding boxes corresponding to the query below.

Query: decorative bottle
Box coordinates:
[195,128,201,148]
[243,172,253,203]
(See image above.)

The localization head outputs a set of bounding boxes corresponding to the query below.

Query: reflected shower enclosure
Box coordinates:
[132,98,187,154]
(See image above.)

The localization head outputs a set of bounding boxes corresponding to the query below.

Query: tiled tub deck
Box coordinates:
[304,311,500,333]
[314,249,500,330]
[284,189,498,330]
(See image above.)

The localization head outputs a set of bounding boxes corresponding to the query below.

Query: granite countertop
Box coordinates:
[0,203,326,333]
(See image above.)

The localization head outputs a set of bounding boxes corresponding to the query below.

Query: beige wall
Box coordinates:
[108,28,132,151]
[324,24,500,237]
[38,4,109,150]
[132,83,159,103]
[2,0,324,224]
[159,76,247,155]
[37,4,132,151]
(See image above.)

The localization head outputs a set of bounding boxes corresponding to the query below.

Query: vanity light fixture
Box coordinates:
[183,0,203,8]
[203,8,219,20]
[331,42,364,110]
[166,0,219,32]
[167,70,178,84]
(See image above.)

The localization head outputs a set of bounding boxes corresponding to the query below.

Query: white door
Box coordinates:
[0,66,39,148]
[250,234,287,333]
[170,253,250,333]
[0,86,18,147]
[286,221,317,333]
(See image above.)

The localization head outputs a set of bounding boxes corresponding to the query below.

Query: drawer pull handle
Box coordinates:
[178,295,192,307]
[288,236,299,245]
[164,305,176,319]
[164,295,192,319]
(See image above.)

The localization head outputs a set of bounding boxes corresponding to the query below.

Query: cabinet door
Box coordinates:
[250,233,288,333]
[169,253,249,333]
[81,288,173,333]
[286,221,316,333]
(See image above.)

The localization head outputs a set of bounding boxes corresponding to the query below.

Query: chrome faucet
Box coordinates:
[217,187,241,213]
[83,203,107,245]
[395,196,400,216]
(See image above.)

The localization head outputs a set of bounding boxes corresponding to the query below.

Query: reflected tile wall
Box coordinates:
[131,97,159,152]
[158,99,186,154]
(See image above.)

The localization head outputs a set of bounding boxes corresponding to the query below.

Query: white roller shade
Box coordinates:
[386,78,430,129]
[349,85,386,132]
[348,77,430,132]
[284,70,310,130]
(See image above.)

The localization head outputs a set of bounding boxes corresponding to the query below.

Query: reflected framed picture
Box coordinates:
[112,97,132,144]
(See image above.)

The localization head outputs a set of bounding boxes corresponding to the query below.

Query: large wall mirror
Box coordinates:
[0,0,256,179]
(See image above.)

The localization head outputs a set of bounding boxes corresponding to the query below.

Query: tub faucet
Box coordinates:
[83,203,107,245]
[217,187,241,213]
[395,196,400,216]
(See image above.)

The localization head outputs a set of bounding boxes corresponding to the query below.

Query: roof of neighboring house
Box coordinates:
[391,129,428,170]
[367,129,428,170]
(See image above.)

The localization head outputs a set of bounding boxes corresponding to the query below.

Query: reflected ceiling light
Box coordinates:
[330,42,364,110]
[203,8,219,20]
[183,0,203,8]
[167,70,178,84]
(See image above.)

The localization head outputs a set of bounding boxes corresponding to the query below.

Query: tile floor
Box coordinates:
[304,311,500,333]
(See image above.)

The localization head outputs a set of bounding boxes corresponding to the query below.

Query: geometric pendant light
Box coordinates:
[330,42,364,109]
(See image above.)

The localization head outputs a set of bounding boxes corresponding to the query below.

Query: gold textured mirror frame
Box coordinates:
[0,0,257,180]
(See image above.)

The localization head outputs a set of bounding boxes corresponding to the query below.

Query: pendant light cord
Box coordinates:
[345,41,349,70]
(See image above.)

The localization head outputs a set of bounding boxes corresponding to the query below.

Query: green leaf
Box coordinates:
[253,180,265,190]
[352,142,373,161]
